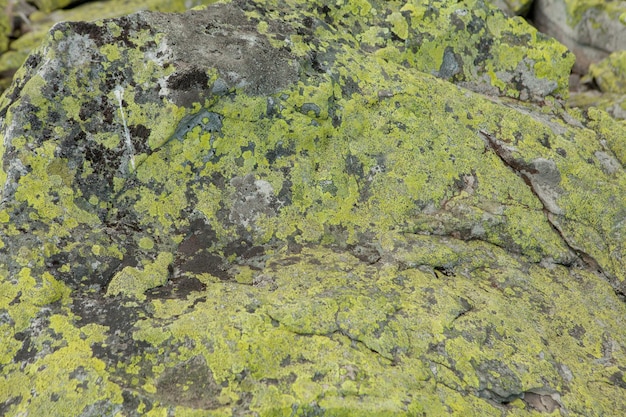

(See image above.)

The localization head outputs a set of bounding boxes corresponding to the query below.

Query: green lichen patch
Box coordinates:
[589,51,626,94]
[239,0,574,101]
[1,0,626,415]
[106,252,173,300]
[0,0,9,54]
[563,0,626,27]
[0,0,224,96]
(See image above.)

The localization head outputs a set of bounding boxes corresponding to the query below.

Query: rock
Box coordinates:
[0,0,218,94]
[567,51,626,120]
[0,0,10,53]
[532,0,626,73]
[568,90,626,121]
[490,0,534,16]
[589,51,626,94]
[1,0,626,415]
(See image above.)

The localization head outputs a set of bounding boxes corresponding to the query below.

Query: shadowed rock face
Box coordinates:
[1,0,626,415]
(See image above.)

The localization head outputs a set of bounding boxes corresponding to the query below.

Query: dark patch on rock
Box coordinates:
[349,243,381,264]
[156,355,224,409]
[300,102,321,117]
[147,4,298,105]
[265,142,294,164]
[474,37,494,65]
[340,75,362,99]
[12,331,34,363]
[11,307,60,365]
[0,396,22,416]
[72,293,152,363]
[129,124,151,141]
[61,21,108,47]
[166,65,210,106]
[172,218,232,280]
[467,13,486,35]
[344,153,364,178]
[439,47,462,80]
[609,371,626,389]
[145,276,206,300]
[474,358,523,403]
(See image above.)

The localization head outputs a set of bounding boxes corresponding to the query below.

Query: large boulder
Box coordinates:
[1,0,625,415]
[532,0,626,72]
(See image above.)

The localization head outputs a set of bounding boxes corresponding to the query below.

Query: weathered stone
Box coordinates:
[532,0,626,72]
[589,51,626,94]
[0,0,10,54]
[1,0,626,415]
[490,0,533,16]
[0,0,221,94]
[568,51,626,121]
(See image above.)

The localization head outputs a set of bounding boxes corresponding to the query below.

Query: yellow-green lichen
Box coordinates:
[589,51,626,94]
[1,1,626,415]
[564,0,626,27]
[106,252,173,300]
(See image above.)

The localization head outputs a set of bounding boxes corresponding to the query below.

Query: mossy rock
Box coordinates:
[533,0,626,71]
[0,0,9,53]
[1,0,625,415]
[589,51,626,94]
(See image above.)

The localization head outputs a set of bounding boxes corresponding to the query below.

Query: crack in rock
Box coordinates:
[478,130,605,276]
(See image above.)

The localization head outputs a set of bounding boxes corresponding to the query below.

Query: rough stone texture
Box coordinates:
[490,0,533,16]
[589,51,626,95]
[1,0,626,416]
[0,0,219,93]
[0,0,10,53]
[532,0,626,73]
[568,52,626,121]
[568,91,626,121]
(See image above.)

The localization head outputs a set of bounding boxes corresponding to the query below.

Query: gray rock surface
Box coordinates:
[533,0,626,72]
[1,0,626,416]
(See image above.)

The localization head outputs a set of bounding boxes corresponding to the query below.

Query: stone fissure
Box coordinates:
[478,129,606,277]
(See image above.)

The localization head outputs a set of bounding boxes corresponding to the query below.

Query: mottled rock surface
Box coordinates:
[532,0,626,72]
[1,0,626,416]
[568,51,626,121]
[0,0,219,92]
[491,0,534,16]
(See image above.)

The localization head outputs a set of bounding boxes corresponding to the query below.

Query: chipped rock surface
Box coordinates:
[1,0,626,415]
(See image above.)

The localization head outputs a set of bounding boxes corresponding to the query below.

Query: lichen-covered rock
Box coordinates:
[490,0,534,16]
[568,51,626,120]
[589,51,626,94]
[0,0,220,95]
[0,0,10,54]
[533,0,626,72]
[1,0,626,415]
[310,0,574,101]
[568,91,626,121]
